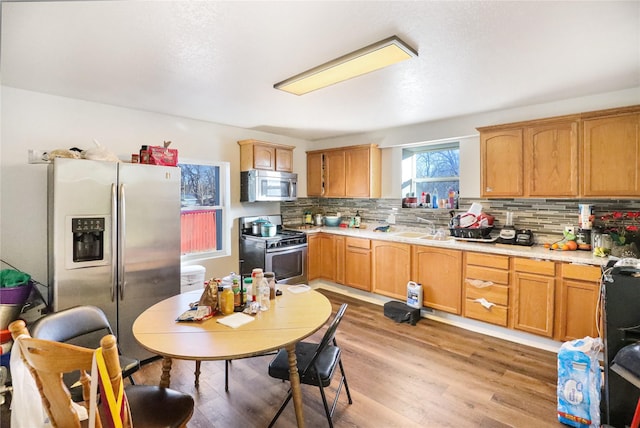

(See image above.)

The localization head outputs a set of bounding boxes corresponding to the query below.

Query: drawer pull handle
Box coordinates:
[466,278,494,288]
[473,297,495,309]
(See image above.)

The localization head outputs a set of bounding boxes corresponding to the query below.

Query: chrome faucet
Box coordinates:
[416,217,436,234]
[416,216,434,225]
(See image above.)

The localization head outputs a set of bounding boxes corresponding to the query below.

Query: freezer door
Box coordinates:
[48,158,119,332]
[117,163,181,360]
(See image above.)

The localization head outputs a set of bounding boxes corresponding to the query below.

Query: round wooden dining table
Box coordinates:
[132,285,332,428]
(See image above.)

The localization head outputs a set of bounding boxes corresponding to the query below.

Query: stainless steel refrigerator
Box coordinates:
[48,157,181,361]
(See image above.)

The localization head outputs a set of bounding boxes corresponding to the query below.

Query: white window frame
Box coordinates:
[179,159,231,262]
[402,142,460,197]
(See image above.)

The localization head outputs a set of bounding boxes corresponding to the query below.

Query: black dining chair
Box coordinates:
[267,303,352,428]
[29,305,140,401]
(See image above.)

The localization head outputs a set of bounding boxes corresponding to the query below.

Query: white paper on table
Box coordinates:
[287,284,310,294]
[217,312,255,328]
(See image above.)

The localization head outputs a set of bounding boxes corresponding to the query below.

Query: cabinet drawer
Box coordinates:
[465,281,509,306]
[561,263,601,282]
[466,265,510,285]
[346,237,370,250]
[466,252,509,270]
[513,258,555,276]
[465,299,508,326]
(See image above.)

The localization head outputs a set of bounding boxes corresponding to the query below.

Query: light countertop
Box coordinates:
[291,225,610,267]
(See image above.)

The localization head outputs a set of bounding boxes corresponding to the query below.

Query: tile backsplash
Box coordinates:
[281,197,640,244]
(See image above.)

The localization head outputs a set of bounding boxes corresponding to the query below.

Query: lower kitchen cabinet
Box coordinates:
[335,235,345,284]
[307,233,339,282]
[371,240,411,300]
[463,252,510,326]
[344,237,371,291]
[412,246,462,314]
[319,234,338,282]
[555,263,602,341]
[307,234,320,281]
[512,258,556,337]
[307,231,604,345]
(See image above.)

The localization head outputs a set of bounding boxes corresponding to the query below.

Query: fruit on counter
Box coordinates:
[593,246,610,257]
[545,232,579,251]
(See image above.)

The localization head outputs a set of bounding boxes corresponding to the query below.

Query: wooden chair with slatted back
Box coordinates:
[9,319,132,428]
[10,319,194,428]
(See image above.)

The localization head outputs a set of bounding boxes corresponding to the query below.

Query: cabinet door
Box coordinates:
[275,148,293,172]
[345,147,371,197]
[512,272,555,337]
[307,234,320,281]
[412,246,462,314]
[324,150,346,197]
[583,113,640,196]
[371,241,410,300]
[319,234,336,281]
[526,121,578,197]
[335,236,345,284]
[480,129,523,197]
[253,144,276,170]
[345,242,371,291]
[307,152,324,196]
[556,279,600,341]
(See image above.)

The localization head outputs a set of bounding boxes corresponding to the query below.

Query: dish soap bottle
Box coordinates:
[432,188,439,209]
[354,211,361,228]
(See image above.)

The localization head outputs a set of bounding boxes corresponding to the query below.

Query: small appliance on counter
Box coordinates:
[496,212,534,246]
[497,211,517,244]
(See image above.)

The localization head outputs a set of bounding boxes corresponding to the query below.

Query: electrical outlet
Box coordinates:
[564,225,575,235]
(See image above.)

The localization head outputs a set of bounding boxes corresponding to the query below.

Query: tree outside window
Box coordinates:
[179,161,230,259]
[402,143,460,205]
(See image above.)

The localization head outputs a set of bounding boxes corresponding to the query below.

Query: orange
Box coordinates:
[561,244,569,251]
[566,240,578,251]
[543,243,550,249]
[551,243,559,250]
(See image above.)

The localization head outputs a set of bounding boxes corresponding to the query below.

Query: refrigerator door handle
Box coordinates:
[110,183,117,302]
[118,183,126,300]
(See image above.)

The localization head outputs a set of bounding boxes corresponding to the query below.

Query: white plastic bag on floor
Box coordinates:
[557,336,602,427]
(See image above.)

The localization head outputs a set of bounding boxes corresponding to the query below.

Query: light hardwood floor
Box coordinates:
[133,289,565,428]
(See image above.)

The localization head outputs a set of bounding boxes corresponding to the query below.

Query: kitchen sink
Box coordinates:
[392,231,429,238]
[419,235,454,242]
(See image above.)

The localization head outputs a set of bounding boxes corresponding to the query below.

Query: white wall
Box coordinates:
[0,86,311,287]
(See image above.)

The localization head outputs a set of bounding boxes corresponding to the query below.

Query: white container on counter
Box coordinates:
[180,264,206,294]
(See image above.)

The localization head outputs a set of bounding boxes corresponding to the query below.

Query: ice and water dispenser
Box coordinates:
[64,216,110,269]
[71,217,105,262]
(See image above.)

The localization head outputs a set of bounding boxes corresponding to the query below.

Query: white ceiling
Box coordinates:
[2,1,639,141]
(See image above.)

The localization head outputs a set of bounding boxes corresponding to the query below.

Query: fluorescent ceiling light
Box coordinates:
[274,35,418,96]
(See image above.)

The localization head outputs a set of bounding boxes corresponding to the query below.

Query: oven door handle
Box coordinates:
[266,243,308,253]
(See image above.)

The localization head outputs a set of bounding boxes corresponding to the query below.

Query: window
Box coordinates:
[179,160,230,260]
[402,142,460,205]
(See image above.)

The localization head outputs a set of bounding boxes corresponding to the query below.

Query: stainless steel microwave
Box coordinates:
[240,170,297,202]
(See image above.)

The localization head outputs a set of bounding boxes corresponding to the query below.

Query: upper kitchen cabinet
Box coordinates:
[306,144,381,198]
[238,139,294,172]
[479,116,579,198]
[582,107,640,197]
[479,105,640,199]
[480,128,523,197]
[526,119,579,197]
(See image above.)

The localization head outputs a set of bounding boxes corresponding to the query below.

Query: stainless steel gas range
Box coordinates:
[239,215,307,284]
